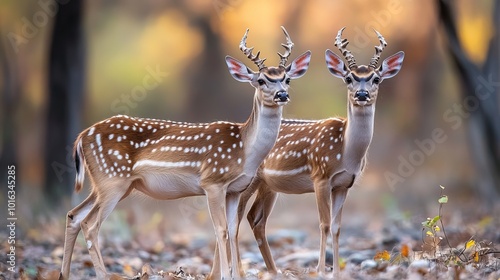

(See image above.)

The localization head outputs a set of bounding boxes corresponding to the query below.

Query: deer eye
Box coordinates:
[285,78,291,85]
[345,77,352,84]
[373,77,380,84]
[258,79,265,86]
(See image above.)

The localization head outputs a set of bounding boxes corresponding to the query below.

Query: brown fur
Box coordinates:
[74,115,247,192]
[263,118,346,180]
[263,66,285,76]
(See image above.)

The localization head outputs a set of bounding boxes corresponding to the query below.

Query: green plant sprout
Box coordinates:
[420,185,498,269]
[421,185,450,257]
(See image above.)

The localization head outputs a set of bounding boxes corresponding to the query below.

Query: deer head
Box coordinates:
[325,27,404,107]
[226,26,311,107]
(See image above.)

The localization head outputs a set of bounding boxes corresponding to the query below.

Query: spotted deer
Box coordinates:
[235,28,404,278]
[59,27,311,280]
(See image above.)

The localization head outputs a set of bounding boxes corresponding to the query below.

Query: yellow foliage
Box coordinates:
[473,251,479,263]
[465,239,476,250]
[401,244,410,258]
[339,258,347,270]
[139,10,204,67]
[219,0,298,64]
[374,250,391,261]
[457,13,493,63]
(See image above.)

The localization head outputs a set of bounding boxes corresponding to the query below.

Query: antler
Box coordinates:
[335,27,357,70]
[278,26,294,67]
[239,29,267,70]
[369,29,387,69]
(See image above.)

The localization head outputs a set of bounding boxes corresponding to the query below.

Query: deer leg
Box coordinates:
[226,192,243,278]
[331,188,347,279]
[208,192,242,279]
[60,193,96,280]
[237,180,257,227]
[230,182,258,276]
[205,185,231,280]
[247,187,279,273]
[208,242,222,280]
[314,179,332,275]
[80,185,130,279]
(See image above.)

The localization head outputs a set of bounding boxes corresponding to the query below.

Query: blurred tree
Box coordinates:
[438,0,500,203]
[187,19,233,121]
[0,34,20,196]
[44,0,85,204]
[173,2,237,122]
[174,1,303,123]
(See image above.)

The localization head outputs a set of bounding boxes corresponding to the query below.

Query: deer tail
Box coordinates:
[74,137,85,193]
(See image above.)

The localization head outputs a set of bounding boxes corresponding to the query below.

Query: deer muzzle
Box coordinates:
[355,90,370,102]
[274,91,290,103]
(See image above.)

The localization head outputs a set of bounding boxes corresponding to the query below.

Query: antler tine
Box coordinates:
[278,26,294,67]
[239,28,267,70]
[334,27,357,70]
[369,29,387,69]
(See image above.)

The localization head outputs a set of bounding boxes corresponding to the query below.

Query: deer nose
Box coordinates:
[274,91,289,102]
[355,90,370,101]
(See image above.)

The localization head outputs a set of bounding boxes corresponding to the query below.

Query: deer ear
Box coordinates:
[225,56,255,82]
[286,51,311,79]
[325,49,348,78]
[379,51,404,81]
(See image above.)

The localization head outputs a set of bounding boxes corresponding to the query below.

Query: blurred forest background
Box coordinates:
[0,0,499,268]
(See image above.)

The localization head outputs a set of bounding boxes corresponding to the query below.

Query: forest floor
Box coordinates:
[1,189,499,280]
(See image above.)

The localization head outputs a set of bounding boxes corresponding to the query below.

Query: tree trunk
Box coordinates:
[437,0,500,204]
[44,0,85,205]
[0,33,20,201]
[184,18,236,122]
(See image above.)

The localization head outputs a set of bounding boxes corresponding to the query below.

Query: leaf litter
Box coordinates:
[1,186,499,279]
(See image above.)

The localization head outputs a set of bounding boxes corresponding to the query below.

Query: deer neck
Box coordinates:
[343,102,375,167]
[240,91,283,173]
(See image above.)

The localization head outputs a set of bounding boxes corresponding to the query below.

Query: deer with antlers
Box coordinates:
[59,27,311,280]
[235,27,404,278]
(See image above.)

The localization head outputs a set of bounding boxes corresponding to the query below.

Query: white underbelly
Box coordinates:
[135,171,204,200]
